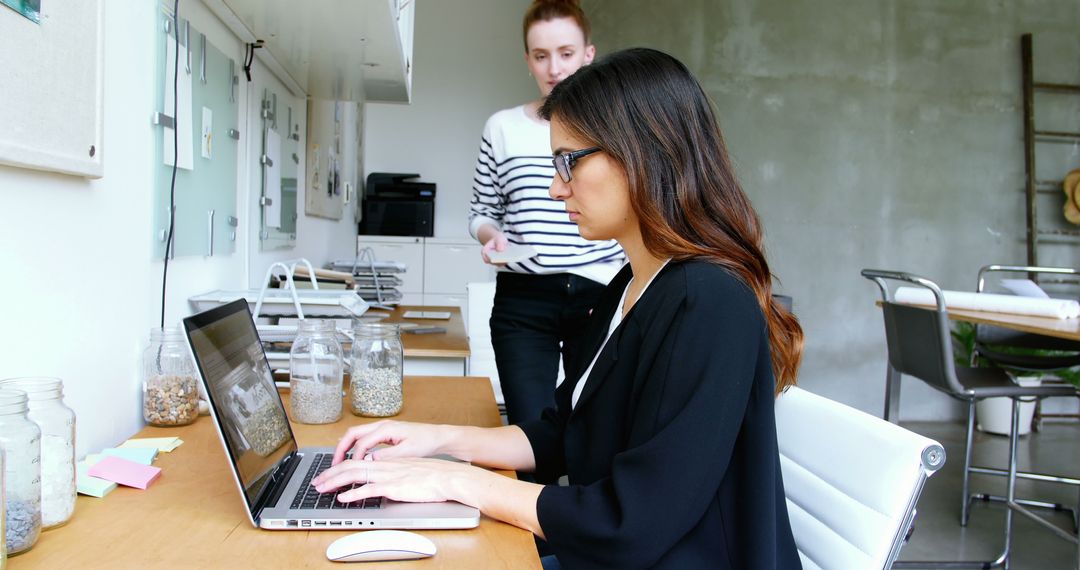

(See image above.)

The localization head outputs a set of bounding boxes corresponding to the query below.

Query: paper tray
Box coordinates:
[189,289,369,318]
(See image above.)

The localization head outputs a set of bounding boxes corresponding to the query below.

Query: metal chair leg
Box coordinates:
[961,400,976,527]
[885,364,902,423]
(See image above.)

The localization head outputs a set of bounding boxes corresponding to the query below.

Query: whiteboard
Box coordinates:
[0,0,105,178]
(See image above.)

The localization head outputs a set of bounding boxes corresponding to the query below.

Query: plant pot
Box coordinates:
[975,376,1041,436]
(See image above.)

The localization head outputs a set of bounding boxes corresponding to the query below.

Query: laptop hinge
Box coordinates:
[253,451,303,518]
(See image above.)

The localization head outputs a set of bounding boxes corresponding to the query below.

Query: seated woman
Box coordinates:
[314,47,804,569]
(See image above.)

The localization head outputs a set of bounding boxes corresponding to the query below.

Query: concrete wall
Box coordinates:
[583,0,1080,419]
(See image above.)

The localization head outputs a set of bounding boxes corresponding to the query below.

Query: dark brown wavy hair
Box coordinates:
[523,0,591,52]
[540,48,803,394]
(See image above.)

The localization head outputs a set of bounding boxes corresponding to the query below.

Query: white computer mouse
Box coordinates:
[326,529,438,563]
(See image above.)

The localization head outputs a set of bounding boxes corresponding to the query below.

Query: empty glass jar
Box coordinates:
[350,323,403,417]
[0,388,41,556]
[0,378,75,529]
[289,319,344,424]
[142,327,199,426]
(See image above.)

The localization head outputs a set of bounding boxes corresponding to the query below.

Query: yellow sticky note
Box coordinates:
[119,437,184,453]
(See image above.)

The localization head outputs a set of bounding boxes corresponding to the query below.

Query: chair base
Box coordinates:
[968,494,1079,533]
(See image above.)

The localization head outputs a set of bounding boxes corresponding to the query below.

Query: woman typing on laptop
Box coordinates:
[315,48,804,569]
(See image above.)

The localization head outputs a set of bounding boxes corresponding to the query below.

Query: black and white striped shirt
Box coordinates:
[468,105,624,283]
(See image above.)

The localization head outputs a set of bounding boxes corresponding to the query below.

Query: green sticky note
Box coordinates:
[119,437,184,453]
[77,462,117,498]
[101,447,158,465]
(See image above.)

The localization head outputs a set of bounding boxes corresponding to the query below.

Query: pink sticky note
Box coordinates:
[87,455,162,490]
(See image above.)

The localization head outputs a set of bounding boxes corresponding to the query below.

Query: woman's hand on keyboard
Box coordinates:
[326,420,447,466]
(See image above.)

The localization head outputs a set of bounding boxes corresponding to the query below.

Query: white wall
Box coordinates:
[363,0,537,239]
[0,0,358,458]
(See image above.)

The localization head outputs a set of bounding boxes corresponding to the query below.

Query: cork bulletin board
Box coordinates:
[0,0,105,178]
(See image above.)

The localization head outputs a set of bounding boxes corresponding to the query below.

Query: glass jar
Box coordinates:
[1,444,6,569]
[289,319,344,424]
[142,327,199,426]
[350,323,403,417]
[0,389,41,556]
[0,378,75,529]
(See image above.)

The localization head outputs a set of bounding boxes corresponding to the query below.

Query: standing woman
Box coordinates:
[469,0,625,425]
[316,48,804,569]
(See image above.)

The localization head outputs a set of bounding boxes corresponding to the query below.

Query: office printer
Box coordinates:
[359,172,435,237]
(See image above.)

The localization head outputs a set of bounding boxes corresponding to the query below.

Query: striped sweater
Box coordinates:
[468,105,624,283]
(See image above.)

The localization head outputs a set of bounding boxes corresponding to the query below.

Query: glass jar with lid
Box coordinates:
[350,323,403,417]
[0,388,41,556]
[0,378,75,529]
[289,319,344,424]
[142,326,199,427]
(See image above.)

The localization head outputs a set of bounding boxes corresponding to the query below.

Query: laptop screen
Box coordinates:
[183,299,297,511]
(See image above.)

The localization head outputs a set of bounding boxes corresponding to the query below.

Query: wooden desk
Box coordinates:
[369,306,470,376]
[13,377,539,569]
[943,307,1080,343]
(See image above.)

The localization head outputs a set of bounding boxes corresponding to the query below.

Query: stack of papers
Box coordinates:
[894,287,1080,319]
[75,437,183,497]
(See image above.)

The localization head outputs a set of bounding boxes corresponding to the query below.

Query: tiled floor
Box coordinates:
[895,420,1080,569]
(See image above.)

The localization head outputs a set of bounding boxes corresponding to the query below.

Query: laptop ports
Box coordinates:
[314,521,327,526]
[329,521,342,526]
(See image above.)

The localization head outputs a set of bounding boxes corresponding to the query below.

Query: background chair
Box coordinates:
[861,269,1077,568]
[776,386,945,569]
[972,265,1080,372]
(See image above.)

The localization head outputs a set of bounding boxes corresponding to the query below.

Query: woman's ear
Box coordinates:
[584,44,596,65]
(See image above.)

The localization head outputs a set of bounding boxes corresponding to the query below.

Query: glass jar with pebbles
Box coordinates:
[142,327,199,427]
[0,388,42,556]
[288,319,344,424]
[350,323,403,417]
[0,378,75,529]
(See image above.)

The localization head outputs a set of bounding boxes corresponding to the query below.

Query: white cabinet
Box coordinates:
[357,236,495,323]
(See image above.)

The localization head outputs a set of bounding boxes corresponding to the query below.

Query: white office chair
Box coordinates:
[776,386,946,570]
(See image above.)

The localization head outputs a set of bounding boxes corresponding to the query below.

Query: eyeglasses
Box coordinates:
[552,147,601,183]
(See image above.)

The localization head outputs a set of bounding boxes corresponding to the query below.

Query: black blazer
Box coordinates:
[519,260,801,569]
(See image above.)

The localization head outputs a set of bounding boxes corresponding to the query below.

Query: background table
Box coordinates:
[12,376,539,569]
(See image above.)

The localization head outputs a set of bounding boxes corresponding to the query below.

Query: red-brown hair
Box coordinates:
[541,48,804,395]
[523,0,591,52]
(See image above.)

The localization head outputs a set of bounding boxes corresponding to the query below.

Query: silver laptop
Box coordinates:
[182,299,480,530]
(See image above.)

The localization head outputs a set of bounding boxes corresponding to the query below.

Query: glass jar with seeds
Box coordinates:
[288,319,344,424]
[0,388,42,556]
[142,327,199,427]
[0,378,75,530]
[350,323,403,417]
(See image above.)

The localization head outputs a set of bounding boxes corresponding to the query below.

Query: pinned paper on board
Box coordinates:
[264,128,282,228]
[201,106,213,159]
[164,37,194,170]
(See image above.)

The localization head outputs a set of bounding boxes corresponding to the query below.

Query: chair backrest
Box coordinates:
[776,386,945,570]
[466,281,502,405]
[974,264,1080,353]
[862,269,966,396]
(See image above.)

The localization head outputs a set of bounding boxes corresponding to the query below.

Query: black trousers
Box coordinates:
[490,272,606,426]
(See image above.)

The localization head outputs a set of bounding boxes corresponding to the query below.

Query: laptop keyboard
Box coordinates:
[290,453,381,510]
